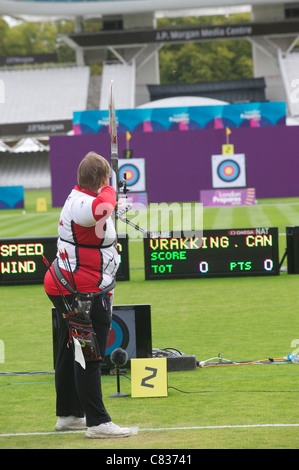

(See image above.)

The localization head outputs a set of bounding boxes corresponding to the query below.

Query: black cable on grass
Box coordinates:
[168,386,299,394]
[1,372,299,393]
[0,371,54,376]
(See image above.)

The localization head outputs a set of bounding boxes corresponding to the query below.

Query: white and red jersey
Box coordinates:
[44,185,119,295]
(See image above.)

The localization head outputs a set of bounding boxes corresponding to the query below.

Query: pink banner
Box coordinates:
[200,188,256,206]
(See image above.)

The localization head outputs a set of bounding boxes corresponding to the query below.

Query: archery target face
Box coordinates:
[105,310,136,359]
[120,164,140,187]
[118,158,146,192]
[211,154,246,188]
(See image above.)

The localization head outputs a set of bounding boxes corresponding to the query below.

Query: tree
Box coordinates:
[158,14,253,84]
[0,17,10,55]
[0,19,75,62]
[0,14,253,82]
[159,39,253,83]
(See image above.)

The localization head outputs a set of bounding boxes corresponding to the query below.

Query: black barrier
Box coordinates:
[286,226,299,274]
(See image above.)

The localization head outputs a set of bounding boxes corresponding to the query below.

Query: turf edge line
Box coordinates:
[1,423,299,437]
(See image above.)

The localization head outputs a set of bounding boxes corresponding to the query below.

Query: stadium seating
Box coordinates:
[100,61,136,110]
[0,151,50,189]
[0,65,90,124]
[0,66,90,189]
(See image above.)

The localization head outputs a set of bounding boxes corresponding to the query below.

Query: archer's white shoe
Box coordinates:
[85,421,131,439]
[55,416,86,431]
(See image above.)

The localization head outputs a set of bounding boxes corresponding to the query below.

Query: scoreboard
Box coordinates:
[144,228,279,280]
[0,235,130,285]
[0,236,57,285]
[0,229,280,283]
[116,235,130,281]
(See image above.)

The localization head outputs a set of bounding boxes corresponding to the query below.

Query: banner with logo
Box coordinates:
[73,102,286,135]
[200,188,256,207]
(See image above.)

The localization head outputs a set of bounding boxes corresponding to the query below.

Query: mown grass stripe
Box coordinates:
[0,213,59,237]
[276,204,299,226]
[211,206,234,229]
[246,205,272,228]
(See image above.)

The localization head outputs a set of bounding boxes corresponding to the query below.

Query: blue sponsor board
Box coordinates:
[0,186,24,210]
[73,102,286,135]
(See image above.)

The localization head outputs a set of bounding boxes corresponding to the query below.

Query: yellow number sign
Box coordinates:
[131,358,168,398]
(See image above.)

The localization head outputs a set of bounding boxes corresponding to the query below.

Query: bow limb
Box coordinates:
[109,80,119,228]
[108,80,147,237]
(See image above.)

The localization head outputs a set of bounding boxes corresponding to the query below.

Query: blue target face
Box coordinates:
[217,160,240,182]
[119,164,140,187]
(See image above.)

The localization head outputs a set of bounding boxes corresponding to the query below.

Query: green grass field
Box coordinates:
[1,190,299,450]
